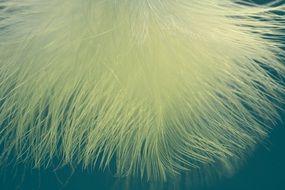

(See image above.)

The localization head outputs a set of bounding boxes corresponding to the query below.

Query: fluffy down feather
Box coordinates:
[0,0,284,182]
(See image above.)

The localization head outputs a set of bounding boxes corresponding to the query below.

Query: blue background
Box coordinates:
[0,0,284,189]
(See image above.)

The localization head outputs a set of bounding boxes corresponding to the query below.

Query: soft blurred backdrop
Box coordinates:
[0,0,284,189]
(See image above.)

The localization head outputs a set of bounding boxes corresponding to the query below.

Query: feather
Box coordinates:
[0,0,284,184]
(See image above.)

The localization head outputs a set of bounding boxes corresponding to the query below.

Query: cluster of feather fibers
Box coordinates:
[0,0,284,186]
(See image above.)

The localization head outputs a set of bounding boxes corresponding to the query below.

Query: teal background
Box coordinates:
[0,114,284,190]
[0,0,284,189]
